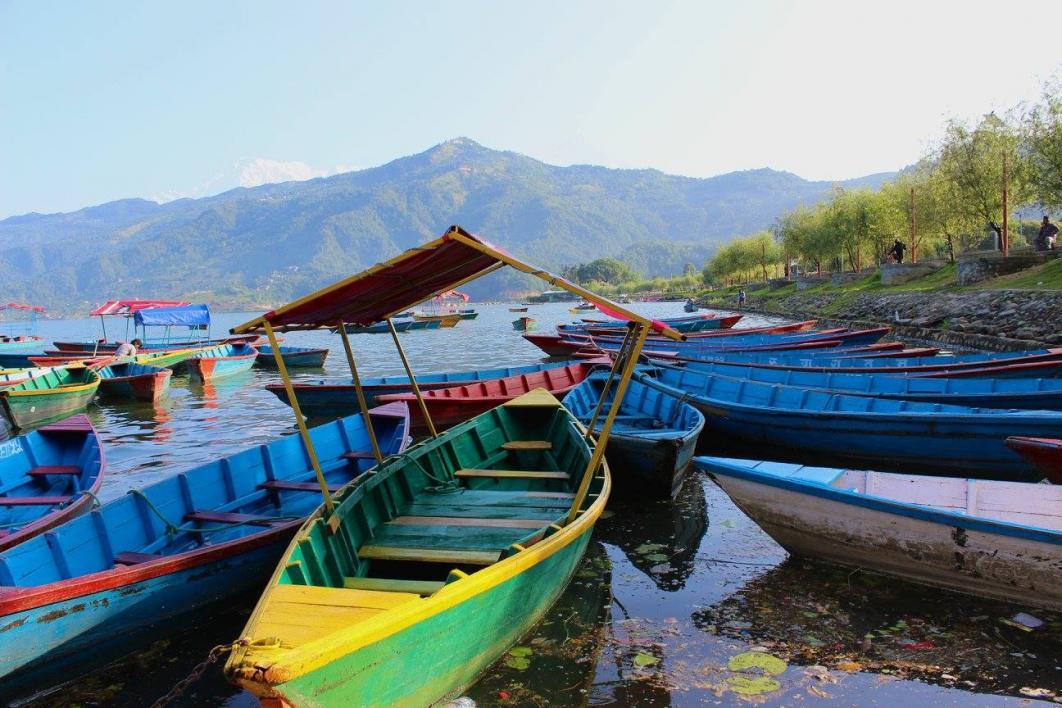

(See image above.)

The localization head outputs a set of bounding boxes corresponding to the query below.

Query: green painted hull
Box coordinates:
[0,375,99,429]
[278,525,591,706]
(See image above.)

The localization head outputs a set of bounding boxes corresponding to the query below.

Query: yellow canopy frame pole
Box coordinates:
[566,322,650,525]
[386,317,439,438]
[336,321,383,464]
[583,324,636,442]
[263,320,335,514]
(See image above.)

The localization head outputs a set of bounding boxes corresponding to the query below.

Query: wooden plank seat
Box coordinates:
[358,545,500,566]
[342,577,445,595]
[368,523,533,555]
[410,489,574,510]
[26,465,81,477]
[388,515,554,529]
[403,502,566,522]
[455,469,569,481]
[38,417,93,433]
[0,496,71,506]
[114,551,160,565]
[183,510,284,526]
[501,440,552,451]
[260,480,344,493]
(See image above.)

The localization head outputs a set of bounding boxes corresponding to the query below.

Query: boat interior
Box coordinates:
[568,373,703,438]
[248,393,603,652]
[0,408,408,587]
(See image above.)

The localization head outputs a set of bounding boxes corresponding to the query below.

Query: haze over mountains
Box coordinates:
[1,138,895,312]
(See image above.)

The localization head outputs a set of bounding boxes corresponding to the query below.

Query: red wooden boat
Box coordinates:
[1005,437,1062,484]
[522,333,581,356]
[578,314,743,335]
[376,361,606,434]
[0,415,105,553]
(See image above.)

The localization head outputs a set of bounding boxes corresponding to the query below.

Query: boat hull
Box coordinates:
[1006,437,1062,484]
[251,525,593,706]
[704,465,1062,611]
[0,532,290,687]
[0,376,100,430]
[604,433,698,499]
[97,367,172,402]
[256,346,329,368]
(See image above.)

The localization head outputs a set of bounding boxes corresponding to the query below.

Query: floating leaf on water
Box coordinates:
[727,651,788,675]
[727,675,781,695]
[509,646,532,657]
[635,543,663,554]
[808,685,830,698]
[835,661,862,672]
[646,553,669,562]
[633,652,660,667]
[504,656,530,671]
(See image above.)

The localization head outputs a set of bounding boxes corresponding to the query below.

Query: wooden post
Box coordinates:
[1002,151,1010,257]
[263,321,334,514]
[386,317,438,438]
[336,321,383,463]
[566,322,650,525]
[909,187,917,264]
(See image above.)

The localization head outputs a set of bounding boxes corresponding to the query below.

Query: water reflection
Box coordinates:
[596,472,707,592]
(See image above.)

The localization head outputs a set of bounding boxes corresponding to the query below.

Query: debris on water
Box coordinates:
[1019,687,1056,699]
[727,675,781,695]
[634,652,660,667]
[447,698,476,708]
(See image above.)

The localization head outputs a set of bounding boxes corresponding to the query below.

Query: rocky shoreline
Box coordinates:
[704,289,1062,352]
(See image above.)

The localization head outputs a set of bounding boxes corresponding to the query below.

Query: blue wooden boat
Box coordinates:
[643,366,1061,480]
[187,343,259,381]
[265,359,608,418]
[0,415,104,553]
[0,403,410,685]
[339,319,441,334]
[563,373,704,498]
[694,456,1062,611]
[569,326,890,353]
[686,347,1062,377]
[679,360,1062,410]
[559,313,737,334]
[0,352,45,370]
[256,344,329,368]
[95,362,173,402]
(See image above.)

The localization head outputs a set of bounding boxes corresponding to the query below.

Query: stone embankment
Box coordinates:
[706,290,1062,352]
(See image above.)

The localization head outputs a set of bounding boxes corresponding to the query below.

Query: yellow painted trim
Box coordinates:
[3,369,101,397]
[229,409,611,686]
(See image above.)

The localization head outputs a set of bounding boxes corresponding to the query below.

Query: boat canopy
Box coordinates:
[233,225,682,339]
[90,300,191,317]
[133,304,210,327]
[0,303,45,313]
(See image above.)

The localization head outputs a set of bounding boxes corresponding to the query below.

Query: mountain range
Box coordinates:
[0,138,895,313]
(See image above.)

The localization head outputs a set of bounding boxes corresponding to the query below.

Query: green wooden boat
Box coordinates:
[225,389,610,705]
[0,367,101,431]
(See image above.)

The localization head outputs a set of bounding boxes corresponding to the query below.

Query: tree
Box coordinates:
[1024,79,1062,210]
[564,257,637,285]
[934,113,1029,250]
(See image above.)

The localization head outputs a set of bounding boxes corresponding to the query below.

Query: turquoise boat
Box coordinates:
[95,362,173,402]
[256,344,329,368]
[187,343,258,381]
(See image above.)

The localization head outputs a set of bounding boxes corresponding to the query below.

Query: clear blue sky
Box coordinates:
[2,0,1060,217]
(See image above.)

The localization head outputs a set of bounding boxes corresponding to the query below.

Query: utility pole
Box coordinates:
[1002,151,1009,257]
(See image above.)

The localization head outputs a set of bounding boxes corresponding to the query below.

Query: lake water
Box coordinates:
[5,303,1060,706]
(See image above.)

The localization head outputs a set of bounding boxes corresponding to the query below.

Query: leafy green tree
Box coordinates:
[1023,79,1062,210]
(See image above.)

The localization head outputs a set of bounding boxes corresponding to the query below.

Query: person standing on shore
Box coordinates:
[737,289,747,305]
[1036,216,1058,251]
[887,240,907,263]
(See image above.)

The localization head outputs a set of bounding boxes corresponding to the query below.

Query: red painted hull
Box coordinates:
[1006,437,1062,484]
[99,369,172,401]
[377,361,604,434]
[522,334,580,356]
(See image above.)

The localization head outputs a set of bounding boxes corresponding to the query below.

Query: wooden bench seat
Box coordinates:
[184,510,282,526]
[455,469,569,481]
[501,440,552,451]
[26,465,81,477]
[114,551,160,565]
[358,545,499,565]
[388,515,553,529]
[260,480,344,493]
[342,577,445,595]
[0,496,71,506]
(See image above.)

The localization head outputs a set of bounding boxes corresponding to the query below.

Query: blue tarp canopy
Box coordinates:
[134,304,211,327]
